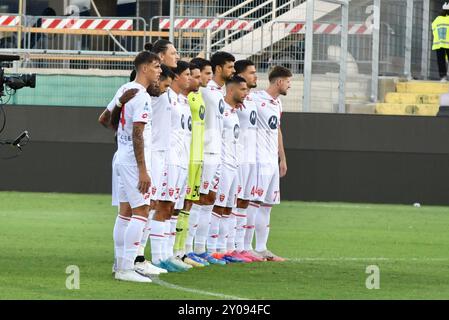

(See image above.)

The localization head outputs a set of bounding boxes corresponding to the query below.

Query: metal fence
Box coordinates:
[0,0,439,113]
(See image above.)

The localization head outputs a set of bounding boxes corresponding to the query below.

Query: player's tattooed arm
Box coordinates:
[110,106,121,131]
[278,128,287,177]
[133,123,151,194]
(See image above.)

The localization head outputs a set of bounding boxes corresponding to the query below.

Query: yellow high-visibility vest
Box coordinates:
[432,15,449,50]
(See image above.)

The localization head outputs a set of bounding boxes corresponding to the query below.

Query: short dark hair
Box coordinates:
[134,51,160,70]
[189,62,200,72]
[268,66,292,83]
[234,60,255,75]
[172,60,190,76]
[160,64,176,81]
[226,75,247,86]
[190,57,212,71]
[144,39,173,54]
[210,51,235,73]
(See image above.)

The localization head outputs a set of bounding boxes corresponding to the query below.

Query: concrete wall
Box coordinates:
[1,105,449,205]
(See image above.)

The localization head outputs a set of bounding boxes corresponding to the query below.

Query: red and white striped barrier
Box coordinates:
[41,18,133,30]
[0,15,20,27]
[159,18,254,31]
[284,23,372,35]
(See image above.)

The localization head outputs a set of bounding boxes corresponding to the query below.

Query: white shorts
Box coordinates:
[238,163,257,201]
[199,153,221,195]
[112,151,119,207]
[159,164,188,203]
[117,164,152,209]
[255,162,280,205]
[214,165,239,208]
[151,150,168,200]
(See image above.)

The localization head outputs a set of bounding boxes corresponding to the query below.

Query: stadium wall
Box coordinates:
[1,105,449,205]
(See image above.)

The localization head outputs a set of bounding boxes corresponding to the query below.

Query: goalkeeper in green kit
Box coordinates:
[174,58,213,266]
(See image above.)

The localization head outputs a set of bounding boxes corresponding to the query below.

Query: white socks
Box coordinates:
[194,204,213,254]
[137,209,155,257]
[185,203,201,253]
[233,208,247,252]
[168,216,178,257]
[149,219,166,265]
[162,220,171,260]
[217,214,231,253]
[244,202,259,251]
[255,205,272,252]
[113,214,130,270]
[226,213,237,252]
[206,211,221,253]
[122,215,147,270]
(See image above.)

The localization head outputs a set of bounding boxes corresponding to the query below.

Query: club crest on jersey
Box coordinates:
[169,188,174,197]
[219,194,225,202]
[186,186,191,194]
[233,124,240,139]
[257,188,264,196]
[250,110,257,125]
[218,99,225,114]
[181,114,185,129]
[199,105,205,120]
[188,116,192,131]
[203,181,209,189]
[152,186,157,195]
[268,115,278,129]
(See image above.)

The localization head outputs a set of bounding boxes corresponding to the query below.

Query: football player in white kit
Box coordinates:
[107,66,175,278]
[148,61,193,272]
[225,60,265,263]
[112,51,161,283]
[247,66,291,262]
[205,75,248,263]
[187,52,236,265]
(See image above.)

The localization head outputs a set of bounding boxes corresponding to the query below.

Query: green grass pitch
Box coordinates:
[1,191,449,300]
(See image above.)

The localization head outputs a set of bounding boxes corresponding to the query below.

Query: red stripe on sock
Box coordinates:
[232,212,247,217]
[149,234,164,238]
[249,202,260,208]
[132,216,147,223]
[118,215,131,221]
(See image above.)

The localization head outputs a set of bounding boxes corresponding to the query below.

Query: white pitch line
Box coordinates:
[288,257,449,262]
[152,278,248,300]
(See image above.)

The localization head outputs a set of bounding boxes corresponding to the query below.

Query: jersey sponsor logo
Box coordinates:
[218,99,225,114]
[249,110,257,125]
[188,116,192,131]
[181,114,185,129]
[233,124,240,139]
[268,115,278,129]
[219,194,225,202]
[141,113,148,119]
[261,102,266,107]
[199,105,205,120]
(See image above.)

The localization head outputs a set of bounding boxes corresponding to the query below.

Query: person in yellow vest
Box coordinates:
[432,3,449,82]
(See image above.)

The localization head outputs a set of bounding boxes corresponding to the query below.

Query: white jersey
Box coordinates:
[116,81,152,167]
[107,84,125,112]
[236,93,258,165]
[168,90,192,169]
[253,90,282,164]
[221,102,240,169]
[151,92,172,151]
[201,79,225,155]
